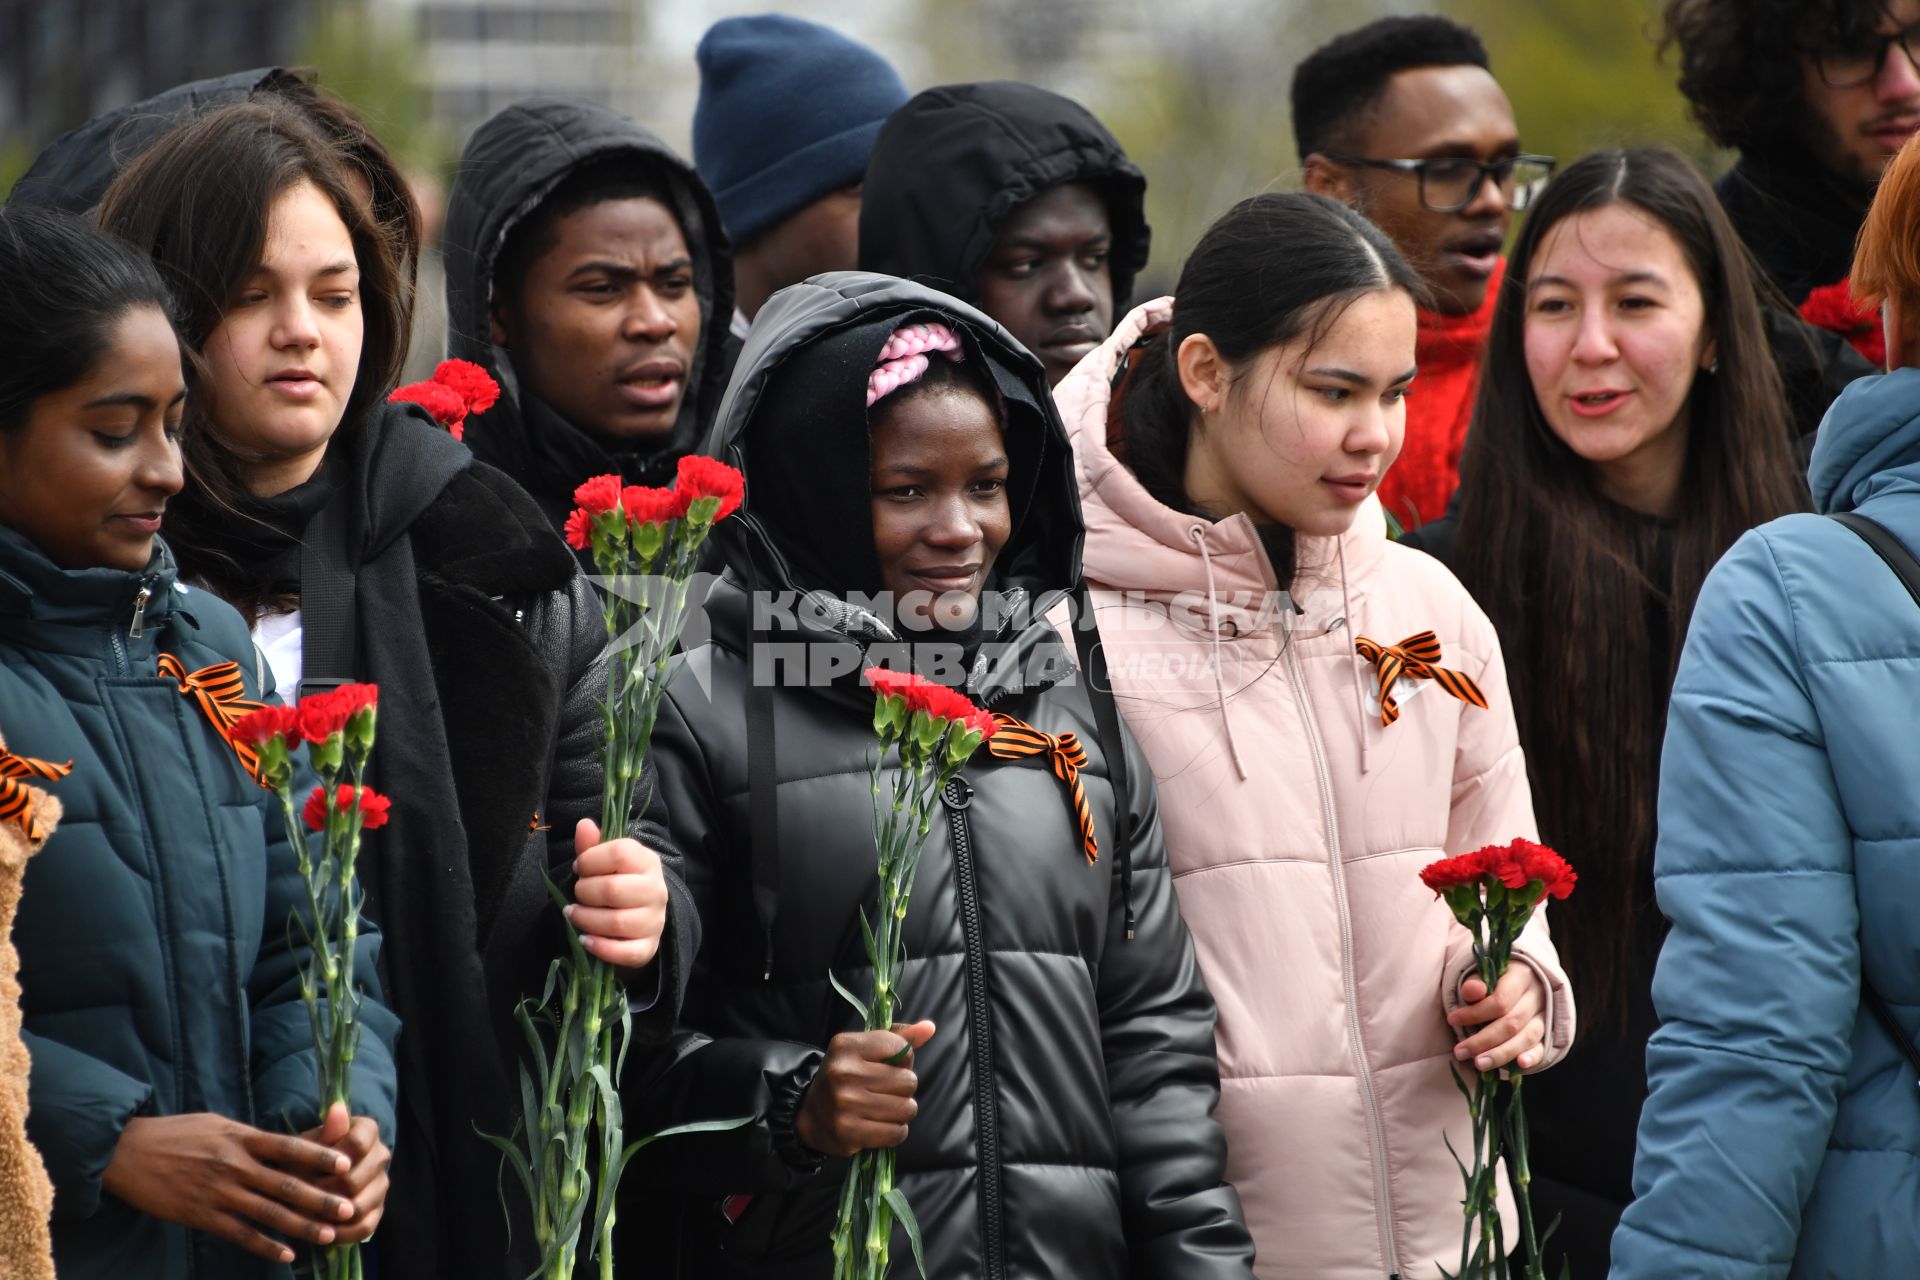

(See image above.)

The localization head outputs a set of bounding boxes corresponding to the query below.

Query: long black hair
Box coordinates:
[1117,191,1423,590]
[1451,148,1806,1028]
[0,206,186,433]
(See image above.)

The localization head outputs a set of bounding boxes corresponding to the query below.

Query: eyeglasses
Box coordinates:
[1322,153,1557,213]
[1811,23,1920,88]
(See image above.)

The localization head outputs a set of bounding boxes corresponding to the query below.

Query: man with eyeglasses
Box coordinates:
[1295,15,1549,530]
[1667,0,1920,310]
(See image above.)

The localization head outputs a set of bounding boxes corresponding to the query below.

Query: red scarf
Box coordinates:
[1380,259,1504,530]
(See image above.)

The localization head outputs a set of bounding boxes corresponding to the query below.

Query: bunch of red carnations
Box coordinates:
[828,669,996,1280]
[1418,839,1576,1280]
[494,453,745,1280]
[235,684,386,1280]
[388,358,499,441]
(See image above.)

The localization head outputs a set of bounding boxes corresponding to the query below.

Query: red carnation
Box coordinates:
[564,508,593,550]
[233,704,301,744]
[864,667,916,700]
[959,706,998,740]
[433,358,498,416]
[1799,278,1886,368]
[296,695,353,745]
[1419,850,1489,896]
[621,484,680,527]
[389,380,470,440]
[303,783,392,832]
[1517,840,1578,902]
[327,683,379,716]
[573,474,623,515]
[674,454,745,522]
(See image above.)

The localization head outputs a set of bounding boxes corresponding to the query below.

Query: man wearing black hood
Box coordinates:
[444,97,736,534]
[859,82,1150,386]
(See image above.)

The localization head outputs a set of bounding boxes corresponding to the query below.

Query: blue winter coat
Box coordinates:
[0,527,399,1280]
[1612,367,1920,1278]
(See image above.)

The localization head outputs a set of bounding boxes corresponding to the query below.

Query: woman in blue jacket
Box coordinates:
[1613,136,1920,1276]
[0,206,399,1278]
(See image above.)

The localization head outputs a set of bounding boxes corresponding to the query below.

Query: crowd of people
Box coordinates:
[0,2,1918,1277]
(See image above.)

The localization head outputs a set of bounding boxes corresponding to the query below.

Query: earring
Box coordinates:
[1706,357,1719,375]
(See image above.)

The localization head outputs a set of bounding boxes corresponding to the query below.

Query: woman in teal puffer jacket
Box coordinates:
[1612,135,1920,1278]
[0,207,399,1278]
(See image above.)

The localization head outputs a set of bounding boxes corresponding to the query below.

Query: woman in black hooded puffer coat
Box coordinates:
[627,271,1254,1279]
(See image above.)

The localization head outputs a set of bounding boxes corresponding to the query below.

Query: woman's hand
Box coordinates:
[102,1113,358,1263]
[1448,964,1548,1072]
[566,818,670,968]
[794,1022,937,1158]
[295,1102,392,1244]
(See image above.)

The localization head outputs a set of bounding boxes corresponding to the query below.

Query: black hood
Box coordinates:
[8,68,294,213]
[443,96,735,522]
[704,270,1083,618]
[857,81,1150,313]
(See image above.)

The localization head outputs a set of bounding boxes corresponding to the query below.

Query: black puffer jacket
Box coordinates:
[629,273,1253,1278]
[858,81,1151,314]
[444,96,736,531]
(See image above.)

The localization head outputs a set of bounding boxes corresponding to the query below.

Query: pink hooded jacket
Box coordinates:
[1053,301,1575,1280]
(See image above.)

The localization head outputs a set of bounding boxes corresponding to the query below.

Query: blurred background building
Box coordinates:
[1,0,1708,290]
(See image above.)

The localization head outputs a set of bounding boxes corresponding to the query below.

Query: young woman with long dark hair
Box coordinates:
[95,102,692,1279]
[1052,191,1575,1280]
[1400,147,1807,1271]
[0,205,399,1279]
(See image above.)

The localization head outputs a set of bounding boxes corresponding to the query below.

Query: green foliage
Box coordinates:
[293,1,453,176]
[1441,0,1725,174]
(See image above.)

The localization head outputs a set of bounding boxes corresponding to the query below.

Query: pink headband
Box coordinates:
[866,322,965,409]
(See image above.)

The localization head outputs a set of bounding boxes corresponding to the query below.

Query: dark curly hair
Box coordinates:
[1290,16,1491,161]
[1663,0,1895,152]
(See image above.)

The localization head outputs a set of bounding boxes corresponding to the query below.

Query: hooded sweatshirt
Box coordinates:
[6,69,288,213]
[444,96,736,530]
[858,81,1150,316]
[1054,301,1575,1280]
[625,272,1254,1279]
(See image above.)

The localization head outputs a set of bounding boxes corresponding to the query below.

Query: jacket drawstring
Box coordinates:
[1336,536,1371,776]
[1188,526,1248,782]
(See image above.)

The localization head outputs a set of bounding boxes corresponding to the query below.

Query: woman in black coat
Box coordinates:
[629,272,1253,1278]
[92,101,695,1279]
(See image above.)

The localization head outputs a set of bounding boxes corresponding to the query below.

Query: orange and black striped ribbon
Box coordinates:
[1353,631,1489,727]
[987,712,1099,863]
[0,748,72,844]
[157,653,270,788]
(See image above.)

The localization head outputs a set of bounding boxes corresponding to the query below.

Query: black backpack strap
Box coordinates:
[299,488,360,699]
[1830,510,1920,1084]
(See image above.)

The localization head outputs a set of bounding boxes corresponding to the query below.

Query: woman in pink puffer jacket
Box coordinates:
[1052,193,1575,1280]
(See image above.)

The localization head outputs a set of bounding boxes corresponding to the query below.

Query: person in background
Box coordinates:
[99,102,691,1280]
[445,97,736,535]
[693,13,909,334]
[1663,0,1899,441]
[1295,15,1552,532]
[0,203,398,1280]
[1613,128,1920,1279]
[1400,148,1806,1274]
[626,273,1254,1277]
[1054,192,1574,1280]
[859,81,1151,386]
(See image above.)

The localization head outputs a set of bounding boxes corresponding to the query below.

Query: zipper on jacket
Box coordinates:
[943,774,1006,1280]
[128,584,153,640]
[1285,640,1403,1280]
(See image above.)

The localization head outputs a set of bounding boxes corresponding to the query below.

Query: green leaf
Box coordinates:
[828,969,870,1021]
[473,1121,536,1203]
[882,1186,927,1279]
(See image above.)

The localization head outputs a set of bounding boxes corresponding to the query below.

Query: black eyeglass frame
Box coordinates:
[1809,23,1920,89]
[1321,152,1558,213]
